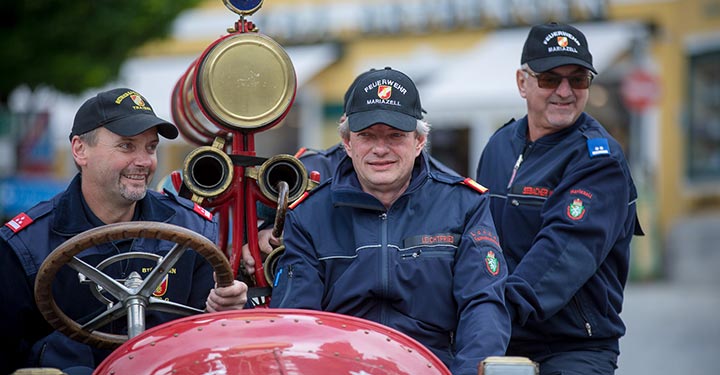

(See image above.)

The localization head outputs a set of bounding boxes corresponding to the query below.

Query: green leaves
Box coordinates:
[0,0,203,101]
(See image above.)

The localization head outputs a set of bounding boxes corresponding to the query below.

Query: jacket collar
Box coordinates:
[52,174,175,236]
[515,112,587,145]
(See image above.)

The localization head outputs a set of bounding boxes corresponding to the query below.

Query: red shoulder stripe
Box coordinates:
[462,178,488,193]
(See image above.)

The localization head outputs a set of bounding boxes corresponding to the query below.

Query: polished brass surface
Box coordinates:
[183,137,234,202]
[246,154,308,203]
[197,33,296,131]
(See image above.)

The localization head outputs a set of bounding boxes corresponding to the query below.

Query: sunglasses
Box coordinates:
[523,70,594,90]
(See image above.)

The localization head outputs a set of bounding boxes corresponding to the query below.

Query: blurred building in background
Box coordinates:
[1,0,719,281]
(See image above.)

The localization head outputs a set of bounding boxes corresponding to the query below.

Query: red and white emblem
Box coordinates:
[377,85,392,100]
[193,203,214,221]
[130,94,146,107]
[557,36,569,47]
[5,213,33,233]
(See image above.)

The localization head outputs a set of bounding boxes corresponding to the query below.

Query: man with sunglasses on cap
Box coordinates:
[269,67,511,375]
[0,88,249,374]
[475,23,643,374]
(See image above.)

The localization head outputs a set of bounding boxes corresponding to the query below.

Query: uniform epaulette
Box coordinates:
[4,212,34,233]
[295,147,324,159]
[579,127,611,158]
[288,179,329,210]
[3,201,54,234]
[161,191,214,221]
[460,177,488,194]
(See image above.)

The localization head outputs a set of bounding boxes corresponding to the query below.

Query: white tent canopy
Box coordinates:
[422,21,643,124]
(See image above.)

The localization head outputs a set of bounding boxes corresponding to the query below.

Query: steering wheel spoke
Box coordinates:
[69,256,132,301]
[147,296,205,316]
[82,302,128,332]
[137,242,190,297]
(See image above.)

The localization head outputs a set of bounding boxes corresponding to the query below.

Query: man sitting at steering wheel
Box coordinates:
[0,88,248,375]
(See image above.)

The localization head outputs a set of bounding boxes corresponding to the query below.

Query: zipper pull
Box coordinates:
[506,153,524,189]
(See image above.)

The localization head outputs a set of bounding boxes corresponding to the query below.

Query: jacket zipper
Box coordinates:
[379,212,389,325]
[276,264,294,307]
[573,297,593,336]
[507,143,532,189]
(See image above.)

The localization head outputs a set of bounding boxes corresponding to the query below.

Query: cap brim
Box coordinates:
[527,57,597,74]
[104,114,179,140]
[348,110,417,132]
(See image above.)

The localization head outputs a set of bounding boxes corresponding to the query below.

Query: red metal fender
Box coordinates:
[94,308,452,375]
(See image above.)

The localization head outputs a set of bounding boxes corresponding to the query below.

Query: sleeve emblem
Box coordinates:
[485,250,500,276]
[567,198,586,220]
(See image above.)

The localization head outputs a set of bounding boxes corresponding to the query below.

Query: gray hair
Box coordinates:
[337,116,431,142]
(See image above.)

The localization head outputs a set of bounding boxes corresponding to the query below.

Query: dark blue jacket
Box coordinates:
[0,174,219,373]
[271,152,511,375]
[475,113,641,352]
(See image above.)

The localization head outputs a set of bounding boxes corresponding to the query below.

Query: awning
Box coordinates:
[422,21,643,124]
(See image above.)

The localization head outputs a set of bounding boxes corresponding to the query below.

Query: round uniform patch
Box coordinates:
[485,250,500,276]
[567,198,586,220]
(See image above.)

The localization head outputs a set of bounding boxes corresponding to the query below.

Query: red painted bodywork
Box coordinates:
[94,309,452,375]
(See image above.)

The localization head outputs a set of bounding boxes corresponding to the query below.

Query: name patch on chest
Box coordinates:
[404,233,459,247]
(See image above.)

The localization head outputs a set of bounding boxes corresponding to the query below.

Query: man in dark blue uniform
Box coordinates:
[0,88,248,374]
[242,69,461,275]
[270,67,511,375]
[475,23,643,375]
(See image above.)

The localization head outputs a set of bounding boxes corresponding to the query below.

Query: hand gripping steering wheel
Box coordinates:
[34,221,234,349]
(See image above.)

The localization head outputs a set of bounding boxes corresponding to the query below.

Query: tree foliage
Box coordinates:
[0,0,203,103]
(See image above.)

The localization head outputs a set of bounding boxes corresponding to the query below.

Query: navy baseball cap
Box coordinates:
[70,88,178,140]
[521,22,597,74]
[346,67,423,132]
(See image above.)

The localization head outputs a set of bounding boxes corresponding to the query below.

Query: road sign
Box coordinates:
[621,69,660,112]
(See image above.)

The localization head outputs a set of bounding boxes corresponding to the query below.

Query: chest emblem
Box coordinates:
[153,275,169,297]
[567,198,586,220]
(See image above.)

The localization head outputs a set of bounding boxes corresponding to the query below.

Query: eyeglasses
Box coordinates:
[523,70,594,90]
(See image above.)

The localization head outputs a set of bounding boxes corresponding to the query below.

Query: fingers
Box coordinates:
[258,228,280,255]
[241,243,256,275]
[206,280,249,312]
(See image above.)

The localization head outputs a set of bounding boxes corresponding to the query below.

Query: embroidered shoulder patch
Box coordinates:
[193,203,214,221]
[485,250,500,276]
[587,138,610,158]
[4,213,34,233]
[567,198,586,220]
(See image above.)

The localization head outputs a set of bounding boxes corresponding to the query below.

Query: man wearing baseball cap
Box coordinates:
[476,23,643,374]
[271,68,511,375]
[0,88,248,374]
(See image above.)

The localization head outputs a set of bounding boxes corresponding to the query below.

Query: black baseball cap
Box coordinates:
[346,67,423,132]
[521,22,597,74]
[343,68,377,113]
[70,88,179,140]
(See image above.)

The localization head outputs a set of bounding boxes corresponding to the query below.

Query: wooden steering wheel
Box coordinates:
[34,221,233,349]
